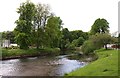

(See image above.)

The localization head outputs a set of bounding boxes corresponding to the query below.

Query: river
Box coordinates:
[0,55,87,76]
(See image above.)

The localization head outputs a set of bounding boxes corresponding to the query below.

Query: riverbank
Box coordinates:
[66,49,118,76]
[0,48,60,60]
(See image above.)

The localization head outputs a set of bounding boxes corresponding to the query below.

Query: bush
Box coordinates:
[81,40,96,55]
[81,33,116,55]
[15,33,30,49]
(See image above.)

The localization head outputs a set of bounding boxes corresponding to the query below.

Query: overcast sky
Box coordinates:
[0,0,119,33]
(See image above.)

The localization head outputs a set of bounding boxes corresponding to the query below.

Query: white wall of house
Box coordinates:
[2,40,10,47]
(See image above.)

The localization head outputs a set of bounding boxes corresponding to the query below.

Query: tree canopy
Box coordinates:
[14,0,36,49]
[90,18,109,35]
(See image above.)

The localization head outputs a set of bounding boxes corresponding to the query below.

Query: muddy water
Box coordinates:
[0,55,87,76]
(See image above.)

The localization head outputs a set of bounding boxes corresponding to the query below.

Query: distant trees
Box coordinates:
[60,28,88,50]
[2,31,15,43]
[69,30,88,48]
[77,37,85,46]
[90,18,109,35]
[60,28,70,49]
[70,30,87,42]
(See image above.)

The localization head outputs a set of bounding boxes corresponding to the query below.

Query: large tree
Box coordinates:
[45,16,63,48]
[90,18,109,35]
[14,0,36,49]
[89,33,113,50]
[81,33,116,54]
[32,3,51,49]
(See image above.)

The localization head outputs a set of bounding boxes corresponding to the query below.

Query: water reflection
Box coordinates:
[1,55,87,76]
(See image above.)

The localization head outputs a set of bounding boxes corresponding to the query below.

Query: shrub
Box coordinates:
[81,40,96,55]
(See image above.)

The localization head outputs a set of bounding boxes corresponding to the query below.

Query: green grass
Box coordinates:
[66,49,118,76]
[1,48,38,57]
[1,48,60,59]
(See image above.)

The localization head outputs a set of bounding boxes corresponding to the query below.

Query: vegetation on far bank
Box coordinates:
[1,48,60,60]
[65,49,118,76]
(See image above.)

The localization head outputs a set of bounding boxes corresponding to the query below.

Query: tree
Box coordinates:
[81,40,96,55]
[2,31,15,43]
[70,30,83,42]
[60,28,71,50]
[45,16,63,48]
[62,28,71,40]
[69,30,88,42]
[82,32,89,40]
[32,3,50,49]
[81,33,116,54]
[69,37,85,48]
[91,33,115,49]
[89,33,115,50]
[90,18,109,35]
[14,0,36,49]
[15,33,30,49]
[77,37,85,46]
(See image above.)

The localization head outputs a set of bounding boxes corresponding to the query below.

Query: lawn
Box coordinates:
[66,49,118,76]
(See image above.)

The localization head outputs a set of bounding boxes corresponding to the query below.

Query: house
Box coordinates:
[2,40,10,47]
[2,40,18,48]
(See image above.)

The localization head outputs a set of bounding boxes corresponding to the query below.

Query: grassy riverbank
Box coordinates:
[0,48,60,60]
[66,49,118,76]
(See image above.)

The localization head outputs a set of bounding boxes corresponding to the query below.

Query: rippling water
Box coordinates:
[0,55,87,76]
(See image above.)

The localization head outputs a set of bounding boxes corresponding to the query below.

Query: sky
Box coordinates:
[0,0,119,34]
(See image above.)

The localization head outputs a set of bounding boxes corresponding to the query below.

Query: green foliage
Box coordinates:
[66,49,118,76]
[81,40,96,55]
[62,28,70,40]
[77,37,85,46]
[67,39,77,50]
[81,33,116,54]
[90,18,109,35]
[15,33,30,49]
[70,30,85,42]
[14,1,36,49]
[68,37,85,49]
[45,16,62,48]
[2,48,38,57]
[60,39,70,50]
[89,33,116,49]
[32,3,50,49]
[2,31,15,43]
[60,28,71,50]
[15,1,35,34]
[1,48,60,58]
[60,28,88,50]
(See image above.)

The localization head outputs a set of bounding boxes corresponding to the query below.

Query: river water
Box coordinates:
[0,55,87,76]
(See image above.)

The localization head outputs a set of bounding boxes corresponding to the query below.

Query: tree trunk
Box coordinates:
[104,44,107,50]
